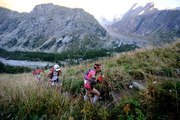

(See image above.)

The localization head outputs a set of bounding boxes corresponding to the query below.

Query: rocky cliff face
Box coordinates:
[110,3,180,44]
[0,7,26,35]
[176,7,180,10]
[0,3,116,52]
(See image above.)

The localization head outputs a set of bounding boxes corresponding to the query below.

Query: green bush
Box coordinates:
[141,81,180,119]
[160,66,174,77]
[111,98,146,120]
[128,69,145,80]
[62,78,83,95]
[81,102,110,120]
[105,67,131,91]
[70,79,83,95]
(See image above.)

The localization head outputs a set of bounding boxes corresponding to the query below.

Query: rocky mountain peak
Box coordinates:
[123,2,157,19]
[31,3,70,15]
[176,7,180,10]
[0,4,118,53]
[110,2,180,44]
[144,2,154,9]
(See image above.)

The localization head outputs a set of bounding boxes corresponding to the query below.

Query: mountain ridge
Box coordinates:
[0,3,119,53]
[109,2,180,44]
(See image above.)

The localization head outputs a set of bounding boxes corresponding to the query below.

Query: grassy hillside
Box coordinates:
[0,42,180,120]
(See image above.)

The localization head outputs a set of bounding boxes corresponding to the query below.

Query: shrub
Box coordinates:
[141,81,180,119]
[128,69,145,80]
[105,67,131,91]
[111,98,146,120]
[62,78,83,95]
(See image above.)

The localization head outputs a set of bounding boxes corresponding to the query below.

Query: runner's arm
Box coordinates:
[47,71,52,78]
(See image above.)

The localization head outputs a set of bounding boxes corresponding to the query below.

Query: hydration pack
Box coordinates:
[83,69,92,80]
[49,68,60,79]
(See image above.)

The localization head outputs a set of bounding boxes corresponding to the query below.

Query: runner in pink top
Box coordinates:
[83,63,104,105]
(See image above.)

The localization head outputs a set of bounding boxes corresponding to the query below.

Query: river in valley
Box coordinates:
[0,57,55,68]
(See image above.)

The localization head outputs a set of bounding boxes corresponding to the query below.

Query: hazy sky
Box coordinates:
[0,0,180,20]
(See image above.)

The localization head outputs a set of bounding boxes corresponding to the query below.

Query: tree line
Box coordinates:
[0,44,137,63]
[0,62,31,74]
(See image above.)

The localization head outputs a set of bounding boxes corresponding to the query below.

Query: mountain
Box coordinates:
[0,7,26,35]
[99,16,122,27]
[176,7,180,10]
[110,2,180,44]
[0,3,119,53]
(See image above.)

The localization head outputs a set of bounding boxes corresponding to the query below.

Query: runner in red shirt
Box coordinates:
[32,69,45,81]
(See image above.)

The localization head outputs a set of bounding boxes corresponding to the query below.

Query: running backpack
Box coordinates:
[49,68,60,79]
[83,69,92,80]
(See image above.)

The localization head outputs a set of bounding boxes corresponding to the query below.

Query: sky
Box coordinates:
[0,0,180,20]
